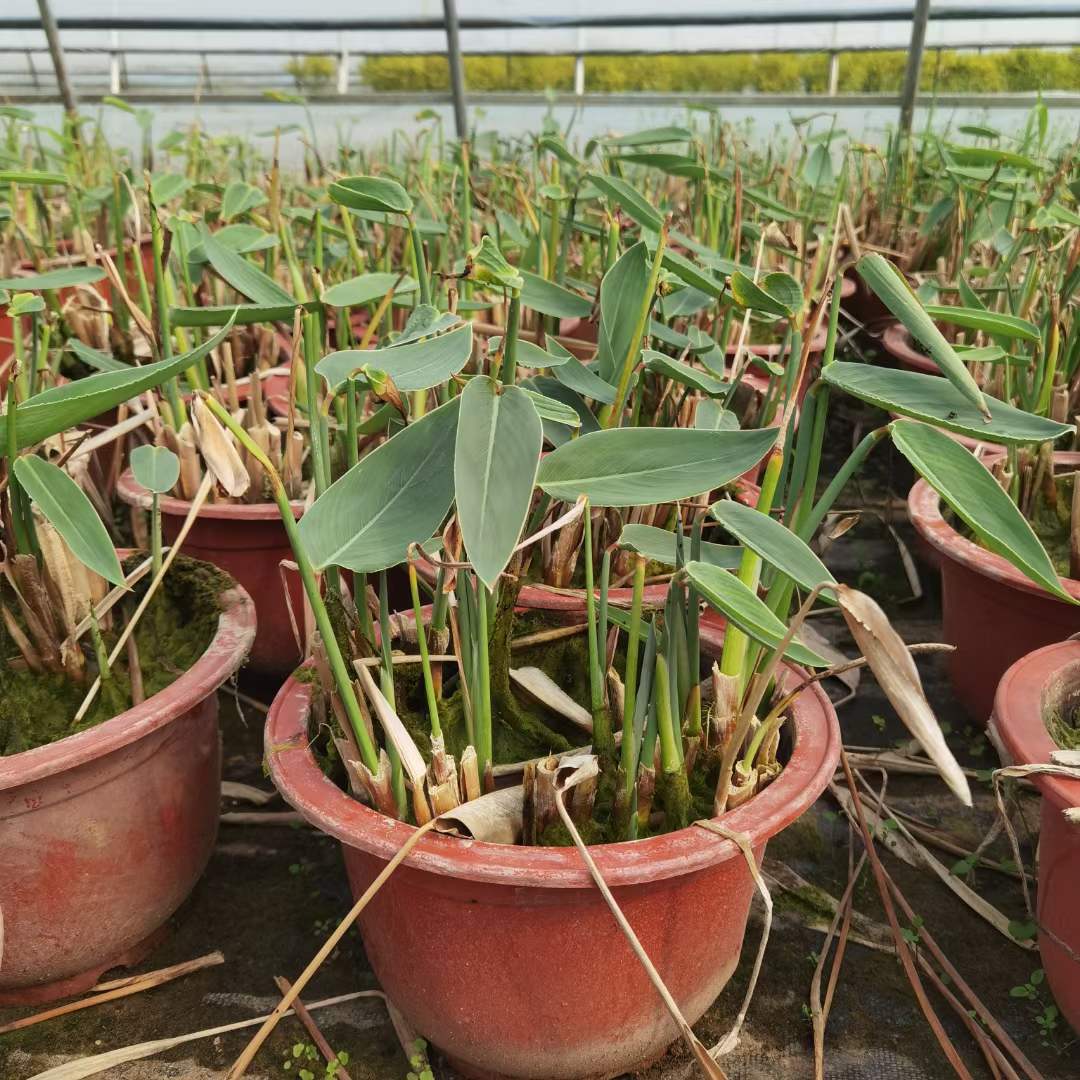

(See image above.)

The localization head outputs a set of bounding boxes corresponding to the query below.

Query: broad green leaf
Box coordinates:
[685,561,828,668]
[518,270,592,319]
[0,266,105,292]
[520,389,582,428]
[13,455,124,585]
[66,338,129,373]
[537,426,775,507]
[297,397,459,573]
[514,339,571,369]
[710,500,835,592]
[321,272,417,308]
[393,306,460,346]
[4,317,235,451]
[695,399,740,431]
[221,180,267,221]
[603,126,692,147]
[150,172,191,204]
[618,523,741,570]
[170,302,313,327]
[615,152,708,180]
[857,253,989,419]
[202,231,295,307]
[317,323,472,393]
[823,363,1070,447]
[729,270,800,317]
[660,249,725,299]
[207,224,278,255]
[946,145,1038,172]
[552,353,617,404]
[596,241,651,382]
[0,170,67,186]
[469,235,523,291]
[130,444,180,494]
[891,419,1071,602]
[8,293,44,316]
[521,376,599,448]
[643,351,728,396]
[923,305,1040,344]
[585,172,664,233]
[329,175,413,216]
[455,377,543,589]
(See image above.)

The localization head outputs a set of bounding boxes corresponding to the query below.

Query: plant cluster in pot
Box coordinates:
[0,331,255,1004]
[212,179,978,1079]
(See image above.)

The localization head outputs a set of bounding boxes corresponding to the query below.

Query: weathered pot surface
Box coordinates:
[265,616,840,1079]
[0,575,255,1004]
[991,640,1080,1033]
[908,466,1080,723]
[117,468,304,674]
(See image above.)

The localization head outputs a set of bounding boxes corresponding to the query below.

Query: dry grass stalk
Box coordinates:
[837,752,976,1079]
[0,951,224,1036]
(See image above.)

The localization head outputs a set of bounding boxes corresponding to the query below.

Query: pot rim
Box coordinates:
[265,616,840,890]
[0,569,255,792]
[908,471,1080,603]
[992,639,1080,810]
[116,467,305,521]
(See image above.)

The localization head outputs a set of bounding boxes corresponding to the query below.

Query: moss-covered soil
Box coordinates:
[0,555,230,755]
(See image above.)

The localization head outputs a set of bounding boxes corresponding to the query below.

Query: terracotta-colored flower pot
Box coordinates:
[991,639,1080,1034]
[0,573,255,1005]
[117,469,304,675]
[265,618,840,1079]
[908,469,1080,724]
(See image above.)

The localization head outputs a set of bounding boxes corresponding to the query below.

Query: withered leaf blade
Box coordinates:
[837,585,971,806]
[354,662,428,787]
[435,785,525,845]
[191,396,250,498]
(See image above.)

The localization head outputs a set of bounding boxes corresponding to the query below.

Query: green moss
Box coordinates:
[0,555,230,755]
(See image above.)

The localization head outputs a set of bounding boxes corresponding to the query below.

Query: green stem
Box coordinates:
[408,216,431,307]
[200,394,380,774]
[408,559,442,741]
[498,290,522,385]
[601,226,667,428]
[151,492,162,578]
[475,581,493,781]
[719,447,784,686]
[621,555,646,796]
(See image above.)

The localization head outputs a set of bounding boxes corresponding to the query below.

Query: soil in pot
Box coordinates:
[0,555,231,754]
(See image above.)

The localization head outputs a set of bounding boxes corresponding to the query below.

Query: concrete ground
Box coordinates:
[3,422,1079,1080]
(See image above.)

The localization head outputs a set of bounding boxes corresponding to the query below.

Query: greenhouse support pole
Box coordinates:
[899,0,932,137]
[36,0,77,115]
[443,0,468,139]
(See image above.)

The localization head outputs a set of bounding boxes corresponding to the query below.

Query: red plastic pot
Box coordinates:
[0,573,255,1005]
[991,640,1080,1034]
[265,618,840,1079]
[117,469,304,675]
[908,468,1080,724]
